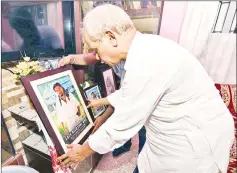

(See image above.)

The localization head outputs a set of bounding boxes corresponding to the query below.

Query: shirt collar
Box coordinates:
[59,95,70,105]
[124,31,143,71]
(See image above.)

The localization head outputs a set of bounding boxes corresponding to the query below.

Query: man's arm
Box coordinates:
[101,105,114,120]
[74,106,115,158]
[87,98,110,108]
[92,105,114,134]
[58,52,99,66]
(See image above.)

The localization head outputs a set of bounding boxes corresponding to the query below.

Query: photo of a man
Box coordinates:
[35,73,93,145]
[53,83,82,134]
[90,92,99,100]
[85,85,105,118]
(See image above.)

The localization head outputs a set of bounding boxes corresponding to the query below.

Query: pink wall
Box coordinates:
[159,1,188,43]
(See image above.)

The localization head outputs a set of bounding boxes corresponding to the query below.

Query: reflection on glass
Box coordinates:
[1,1,64,53]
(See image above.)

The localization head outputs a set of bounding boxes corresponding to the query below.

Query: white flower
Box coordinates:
[83,81,90,89]
[17,62,28,70]
[14,59,43,81]
[23,56,31,62]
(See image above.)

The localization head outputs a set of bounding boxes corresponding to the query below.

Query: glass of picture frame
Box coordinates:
[99,64,117,97]
[21,65,94,155]
[84,84,106,119]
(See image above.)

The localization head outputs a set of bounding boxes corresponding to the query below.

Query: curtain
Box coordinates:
[178,1,219,59]
[201,33,236,84]
[46,2,65,48]
[178,1,236,84]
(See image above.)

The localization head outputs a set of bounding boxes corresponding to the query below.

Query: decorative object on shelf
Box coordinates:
[84,84,106,119]
[100,65,117,97]
[13,55,44,109]
[21,65,94,155]
[13,56,43,83]
[38,57,62,70]
[80,81,91,90]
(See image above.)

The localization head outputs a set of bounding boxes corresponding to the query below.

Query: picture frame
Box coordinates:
[84,84,106,119]
[21,65,94,155]
[99,64,117,97]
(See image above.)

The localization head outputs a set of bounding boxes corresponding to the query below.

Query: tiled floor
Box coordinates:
[92,134,139,173]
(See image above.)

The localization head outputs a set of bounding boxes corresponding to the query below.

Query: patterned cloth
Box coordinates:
[215,84,236,173]
[39,120,72,173]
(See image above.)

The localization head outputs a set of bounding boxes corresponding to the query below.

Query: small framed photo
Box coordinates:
[21,65,94,155]
[100,65,117,96]
[84,84,106,119]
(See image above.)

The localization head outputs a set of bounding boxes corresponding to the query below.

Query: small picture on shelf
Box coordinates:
[84,84,106,119]
[102,68,117,96]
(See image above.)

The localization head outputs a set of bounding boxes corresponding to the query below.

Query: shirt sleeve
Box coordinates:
[88,66,176,154]
[106,89,121,107]
[84,53,99,65]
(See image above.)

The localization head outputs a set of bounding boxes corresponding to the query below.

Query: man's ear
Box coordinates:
[105,31,117,47]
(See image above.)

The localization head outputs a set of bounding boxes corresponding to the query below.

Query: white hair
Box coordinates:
[83,4,134,41]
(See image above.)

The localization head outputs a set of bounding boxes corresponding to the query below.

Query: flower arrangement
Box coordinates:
[13,56,43,82]
[80,81,91,89]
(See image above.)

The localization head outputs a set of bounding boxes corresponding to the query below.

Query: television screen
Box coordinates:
[1,1,75,61]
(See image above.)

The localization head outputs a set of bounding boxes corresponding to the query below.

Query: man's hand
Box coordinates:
[58,55,74,67]
[57,144,85,169]
[87,98,110,108]
[87,99,102,108]
[92,116,107,134]
[57,143,95,169]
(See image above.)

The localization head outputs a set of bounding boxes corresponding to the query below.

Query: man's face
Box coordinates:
[54,86,64,97]
[91,93,96,99]
[83,28,122,67]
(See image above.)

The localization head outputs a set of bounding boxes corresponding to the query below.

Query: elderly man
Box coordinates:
[59,39,146,173]
[57,4,234,173]
[59,2,146,173]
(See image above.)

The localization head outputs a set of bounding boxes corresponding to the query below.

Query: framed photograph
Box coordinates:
[21,65,94,155]
[100,65,117,96]
[84,84,106,119]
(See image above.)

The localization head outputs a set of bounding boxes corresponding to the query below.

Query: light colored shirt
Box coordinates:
[56,93,81,132]
[88,32,235,173]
